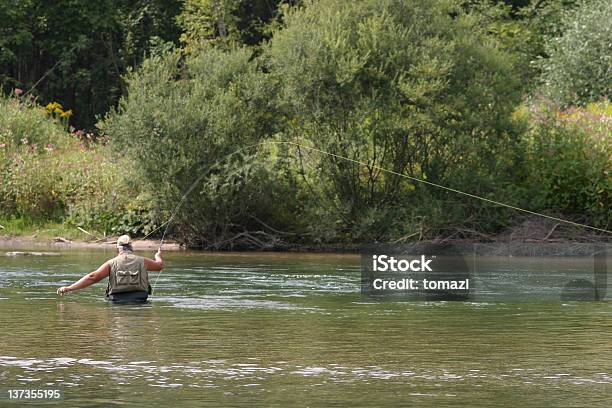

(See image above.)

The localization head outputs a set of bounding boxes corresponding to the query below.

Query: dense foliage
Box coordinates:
[0,95,155,236]
[100,46,287,246]
[267,0,524,241]
[521,102,612,226]
[177,0,297,50]
[0,0,182,130]
[1,0,610,247]
[539,0,612,106]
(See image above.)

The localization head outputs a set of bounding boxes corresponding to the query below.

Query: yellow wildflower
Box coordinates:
[45,102,63,112]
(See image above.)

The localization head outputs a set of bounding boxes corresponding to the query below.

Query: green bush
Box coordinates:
[0,94,154,235]
[0,95,72,149]
[522,102,611,227]
[266,0,524,241]
[539,0,612,106]
[0,94,73,218]
[99,46,296,247]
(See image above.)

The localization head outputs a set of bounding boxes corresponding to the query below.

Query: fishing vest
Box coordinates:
[107,252,149,295]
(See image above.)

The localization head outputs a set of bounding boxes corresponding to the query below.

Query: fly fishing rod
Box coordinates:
[149,140,612,295]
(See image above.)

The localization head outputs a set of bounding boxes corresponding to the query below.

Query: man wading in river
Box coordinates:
[56,235,163,303]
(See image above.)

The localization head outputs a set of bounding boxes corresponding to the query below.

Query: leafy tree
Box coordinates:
[99,46,290,247]
[0,0,182,130]
[177,0,299,50]
[458,1,580,90]
[266,0,523,241]
[539,0,612,106]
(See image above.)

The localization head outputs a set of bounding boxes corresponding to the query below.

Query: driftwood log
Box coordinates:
[5,251,61,256]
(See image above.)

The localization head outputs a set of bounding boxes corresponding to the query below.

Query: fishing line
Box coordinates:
[150,140,612,294]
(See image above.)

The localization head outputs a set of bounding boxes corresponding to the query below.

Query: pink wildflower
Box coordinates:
[14,88,23,96]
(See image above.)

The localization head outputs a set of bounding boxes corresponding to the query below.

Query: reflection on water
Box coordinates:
[0,250,610,407]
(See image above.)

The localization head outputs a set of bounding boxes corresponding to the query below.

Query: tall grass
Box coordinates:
[0,94,158,237]
[520,100,611,229]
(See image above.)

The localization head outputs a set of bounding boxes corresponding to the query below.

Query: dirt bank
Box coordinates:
[0,217,609,253]
[0,235,183,251]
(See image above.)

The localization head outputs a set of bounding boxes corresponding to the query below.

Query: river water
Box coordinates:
[0,249,610,407]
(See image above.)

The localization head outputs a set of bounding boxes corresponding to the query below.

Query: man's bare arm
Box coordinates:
[144,249,164,271]
[57,262,111,295]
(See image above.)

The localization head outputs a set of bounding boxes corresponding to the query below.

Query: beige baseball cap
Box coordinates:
[116,234,132,247]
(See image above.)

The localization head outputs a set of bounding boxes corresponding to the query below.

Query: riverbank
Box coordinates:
[0,217,182,250]
[0,235,183,251]
[1,217,609,254]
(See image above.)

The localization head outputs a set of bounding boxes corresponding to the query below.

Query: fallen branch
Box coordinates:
[5,251,61,257]
[543,223,560,241]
